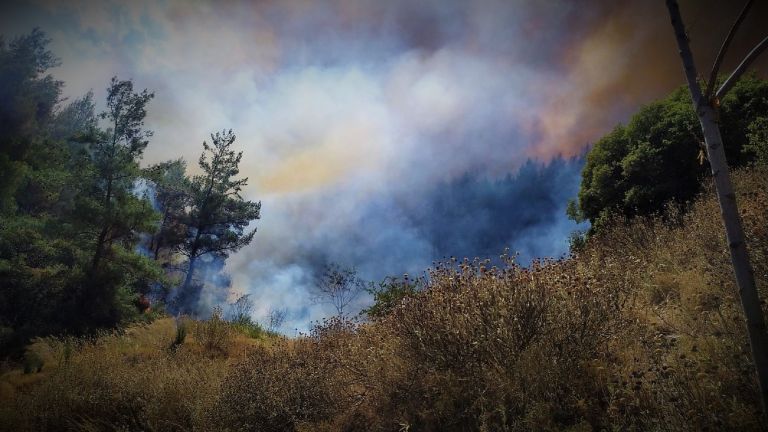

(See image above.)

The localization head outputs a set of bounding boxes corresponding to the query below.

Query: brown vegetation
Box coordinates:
[1,167,766,431]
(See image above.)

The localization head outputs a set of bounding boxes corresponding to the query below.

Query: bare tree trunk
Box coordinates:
[152,207,171,261]
[181,255,197,295]
[179,228,203,311]
[667,0,768,417]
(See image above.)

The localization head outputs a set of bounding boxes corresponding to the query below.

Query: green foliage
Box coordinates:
[178,131,261,308]
[82,76,156,271]
[142,159,190,261]
[745,116,768,165]
[64,77,162,330]
[573,75,768,230]
[363,275,422,319]
[0,30,176,353]
[50,91,97,143]
[0,29,267,349]
[0,29,264,360]
[231,318,266,340]
[0,29,63,214]
[567,229,587,253]
[226,294,266,338]
[718,74,768,164]
[186,130,261,260]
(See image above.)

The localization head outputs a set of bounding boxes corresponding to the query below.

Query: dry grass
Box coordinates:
[1,166,766,431]
[0,316,269,431]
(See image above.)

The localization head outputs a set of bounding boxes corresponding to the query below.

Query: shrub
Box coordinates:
[362,275,422,319]
[231,317,266,339]
[194,306,232,355]
[211,329,348,432]
[2,318,227,432]
[22,350,43,374]
[366,253,631,431]
[169,316,188,351]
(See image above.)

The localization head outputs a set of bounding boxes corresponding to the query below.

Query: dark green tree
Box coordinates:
[50,90,97,143]
[745,117,768,164]
[570,75,768,230]
[143,159,190,261]
[0,30,73,351]
[73,77,160,327]
[0,31,132,348]
[177,130,261,311]
[0,30,189,348]
[0,28,62,213]
[85,77,156,271]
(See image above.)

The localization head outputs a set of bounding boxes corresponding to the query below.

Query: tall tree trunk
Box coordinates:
[179,225,203,310]
[181,255,197,295]
[91,178,113,272]
[667,0,768,416]
[91,226,108,271]
[152,208,171,261]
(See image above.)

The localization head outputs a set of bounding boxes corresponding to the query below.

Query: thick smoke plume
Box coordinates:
[2,0,766,331]
[226,156,587,331]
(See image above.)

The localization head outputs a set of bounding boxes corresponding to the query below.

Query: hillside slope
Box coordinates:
[1,166,766,431]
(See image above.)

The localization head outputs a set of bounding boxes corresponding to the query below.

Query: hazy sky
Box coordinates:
[2,0,766,331]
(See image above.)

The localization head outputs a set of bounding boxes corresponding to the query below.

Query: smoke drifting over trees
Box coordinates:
[1,0,766,331]
[227,156,586,328]
[0,30,262,352]
[3,2,768,430]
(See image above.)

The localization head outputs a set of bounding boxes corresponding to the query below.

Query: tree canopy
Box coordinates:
[569,75,768,230]
[0,30,261,354]
[175,130,261,313]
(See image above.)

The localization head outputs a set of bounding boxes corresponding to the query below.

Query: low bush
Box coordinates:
[1,319,228,432]
[194,306,233,356]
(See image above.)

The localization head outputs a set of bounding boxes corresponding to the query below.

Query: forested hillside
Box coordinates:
[1,166,766,431]
[1,24,768,431]
[0,30,261,356]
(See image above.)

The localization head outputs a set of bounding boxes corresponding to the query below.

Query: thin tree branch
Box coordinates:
[716,34,768,99]
[704,0,754,100]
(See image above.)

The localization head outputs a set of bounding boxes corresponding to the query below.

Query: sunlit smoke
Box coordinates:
[3,0,766,331]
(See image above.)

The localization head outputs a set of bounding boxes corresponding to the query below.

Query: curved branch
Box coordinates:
[704,0,755,100]
[716,34,768,99]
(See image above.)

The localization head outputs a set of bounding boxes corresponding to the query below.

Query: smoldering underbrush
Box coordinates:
[1,167,766,431]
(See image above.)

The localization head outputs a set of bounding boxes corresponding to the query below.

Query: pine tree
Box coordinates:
[0,28,62,212]
[87,77,156,272]
[74,77,160,327]
[177,130,260,311]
